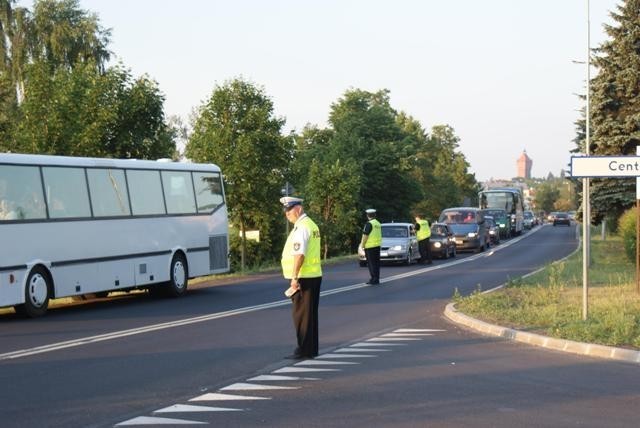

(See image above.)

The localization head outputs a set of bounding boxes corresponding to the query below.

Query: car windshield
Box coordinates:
[448,223,479,234]
[439,210,477,224]
[430,225,449,237]
[382,226,408,238]
[556,213,568,219]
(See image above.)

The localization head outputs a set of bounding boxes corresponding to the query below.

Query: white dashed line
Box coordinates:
[220,382,298,391]
[294,360,359,366]
[316,353,375,358]
[273,366,341,373]
[116,416,207,426]
[189,393,270,401]
[247,375,319,381]
[154,404,242,413]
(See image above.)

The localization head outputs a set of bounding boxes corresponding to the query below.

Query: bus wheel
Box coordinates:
[17,266,51,317]
[167,252,188,297]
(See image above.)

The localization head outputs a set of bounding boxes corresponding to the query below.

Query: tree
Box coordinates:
[585,0,640,223]
[535,181,561,213]
[11,62,174,159]
[185,78,290,270]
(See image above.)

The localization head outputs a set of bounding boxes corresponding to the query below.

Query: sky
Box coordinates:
[21,0,620,181]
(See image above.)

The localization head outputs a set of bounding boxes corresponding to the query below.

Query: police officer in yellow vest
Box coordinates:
[280,196,322,360]
[415,214,432,264]
[361,208,382,285]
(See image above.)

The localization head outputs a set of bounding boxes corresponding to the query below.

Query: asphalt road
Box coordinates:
[1,224,639,427]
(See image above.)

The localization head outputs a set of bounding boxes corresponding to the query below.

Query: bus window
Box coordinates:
[161,171,196,214]
[0,165,46,220]
[87,168,131,217]
[127,170,165,216]
[42,167,91,219]
[193,172,224,213]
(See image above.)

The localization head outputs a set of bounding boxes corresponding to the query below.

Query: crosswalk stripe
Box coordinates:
[350,342,406,347]
[394,328,445,332]
[115,416,206,425]
[382,333,433,337]
[154,404,242,413]
[337,347,390,352]
[294,360,358,366]
[189,393,270,401]
[316,353,375,358]
[247,375,319,381]
[273,367,340,373]
[220,383,298,391]
[367,337,421,342]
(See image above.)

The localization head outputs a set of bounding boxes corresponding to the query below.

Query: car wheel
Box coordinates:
[404,249,413,265]
[451,246,456,258]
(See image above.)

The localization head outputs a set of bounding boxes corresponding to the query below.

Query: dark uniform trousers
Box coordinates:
[291,276,322,357]
[418,238,432,264]
[364,246,381,283]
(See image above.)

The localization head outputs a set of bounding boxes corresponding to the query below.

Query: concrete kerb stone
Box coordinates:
[444,302,640,364]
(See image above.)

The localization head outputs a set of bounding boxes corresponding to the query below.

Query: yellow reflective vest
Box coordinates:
[364,219,382,248]
[416,219,431,241]
[281,215,322,278]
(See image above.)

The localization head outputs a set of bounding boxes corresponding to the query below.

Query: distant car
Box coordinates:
[484,216,500,245]
[548,212,560,223]
[523,210,535,229]
[429,222,456,259]
[438,207,489,252]
[553,212,571,226]
[358,222,420,266]
[480,208,511,239]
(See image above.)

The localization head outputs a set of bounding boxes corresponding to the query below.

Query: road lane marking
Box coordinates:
[116,416,207,425]
[247,375,318,381]
[316,353,375,358]
[336,347,390,352]
[272,366,340,373]
[294,360,358,366]
[154,404,242,413]
[190,392,270,401]
[220,383,298,391]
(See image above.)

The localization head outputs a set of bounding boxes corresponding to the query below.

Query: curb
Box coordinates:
[444,302,640,364]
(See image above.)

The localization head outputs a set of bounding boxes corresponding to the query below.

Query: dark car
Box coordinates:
[429,222,456,259]
[438,207,489,252]
[480,208,511,239]
[484,216,500,245]
[553,212,571,226]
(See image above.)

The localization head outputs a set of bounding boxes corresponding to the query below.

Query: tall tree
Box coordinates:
[586,0,640,223]
[185,78,291,270]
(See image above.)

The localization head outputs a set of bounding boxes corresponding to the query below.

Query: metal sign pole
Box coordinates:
[582,0,591,321]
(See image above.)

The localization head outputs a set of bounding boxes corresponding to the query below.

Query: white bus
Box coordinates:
[0,153,229,317]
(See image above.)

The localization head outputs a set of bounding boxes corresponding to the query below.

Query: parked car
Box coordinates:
[523,210,535,229]
[429,222,456,259]
[438,207,489,252]
[480,208,510,239]
[358,222,420,266]
[484,216,500,245]
[553,212,571,226]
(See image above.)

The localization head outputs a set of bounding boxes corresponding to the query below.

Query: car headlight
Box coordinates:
[390,245,403,251]
[434,242,442,248]
[489,230,496,235]
[499,224,506,228]
[467,232,477,238]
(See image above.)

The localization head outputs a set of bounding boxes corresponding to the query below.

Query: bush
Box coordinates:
[617,207,636,262]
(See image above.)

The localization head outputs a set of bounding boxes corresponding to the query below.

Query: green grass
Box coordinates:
[455,236,640,349]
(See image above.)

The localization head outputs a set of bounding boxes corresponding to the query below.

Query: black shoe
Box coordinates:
[369,280,379,285]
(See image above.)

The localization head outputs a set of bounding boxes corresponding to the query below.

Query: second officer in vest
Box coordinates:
[280,196,322,360]
[415,214,432,264]
[361,208,382,285]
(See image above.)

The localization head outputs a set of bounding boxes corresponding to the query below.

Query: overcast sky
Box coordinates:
[23,0,620,181]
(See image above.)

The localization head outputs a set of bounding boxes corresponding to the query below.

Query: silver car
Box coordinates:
[358,222,420,266]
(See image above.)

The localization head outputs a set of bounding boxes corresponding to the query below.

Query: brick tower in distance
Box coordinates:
[517,150,532,179]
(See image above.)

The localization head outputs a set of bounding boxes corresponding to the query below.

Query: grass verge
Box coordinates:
[454,236,640,349]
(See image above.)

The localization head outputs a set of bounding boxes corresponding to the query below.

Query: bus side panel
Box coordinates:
[52,264,98,298]
[97,260,135,292]
[134,255,170,286]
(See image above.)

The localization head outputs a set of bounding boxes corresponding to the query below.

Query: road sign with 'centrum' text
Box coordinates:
[570,155,640,178]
